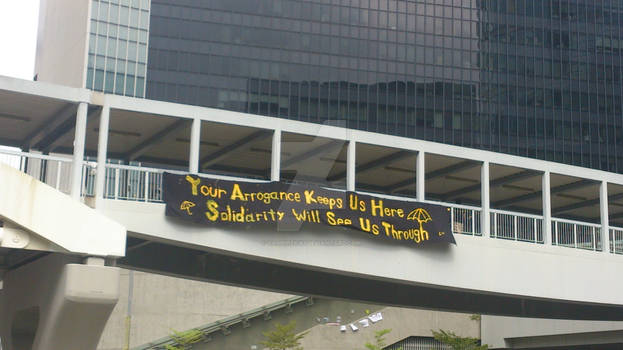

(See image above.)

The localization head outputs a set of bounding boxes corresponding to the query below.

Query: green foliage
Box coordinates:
[364,329,402,350]
[432,329,488,350]
[164,329,204,350]
[260,321,308,350]
[469,314,481,321]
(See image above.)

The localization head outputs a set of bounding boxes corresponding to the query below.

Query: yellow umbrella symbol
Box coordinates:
[407,208,432,232]
[180,200,196,215]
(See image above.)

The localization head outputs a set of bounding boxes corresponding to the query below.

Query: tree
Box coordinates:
[364,329,402,350]
[432,329,488,350]
[261,321,308,350]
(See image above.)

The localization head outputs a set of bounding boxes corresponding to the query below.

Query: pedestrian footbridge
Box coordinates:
[1,76,623,348]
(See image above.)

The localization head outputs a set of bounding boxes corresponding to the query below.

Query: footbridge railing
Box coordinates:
[133,296,311,350]
[1,149,622,255]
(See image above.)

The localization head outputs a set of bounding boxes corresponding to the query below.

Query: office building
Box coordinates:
[37,0,623,175]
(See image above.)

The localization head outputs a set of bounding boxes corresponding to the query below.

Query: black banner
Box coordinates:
[163,173,455,246]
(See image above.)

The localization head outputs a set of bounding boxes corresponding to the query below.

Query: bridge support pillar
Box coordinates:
[189,118,201,174]
[347,140,356,191]
[0,254,120,350]
[416,151,425,201]
[271,129,281,181]
[600,181,610,253]
[70,102,88,200]
[481,161,490,237]
[542,171,552,245]
[95,102,110,208]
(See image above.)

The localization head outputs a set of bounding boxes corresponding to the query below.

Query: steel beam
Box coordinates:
[553,192,623,215]
[494,179,595,208]
[201,130,271,169]
[386,160,479,193]
[326,150,412,182]
[21,103,76,150]
[442,170,540,200]
[37,106,100,153]
[125,119,189,161]
[281,140,345,168]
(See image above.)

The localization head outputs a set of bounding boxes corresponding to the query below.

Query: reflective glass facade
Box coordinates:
[145,0,623,173]
[86,0,151,97]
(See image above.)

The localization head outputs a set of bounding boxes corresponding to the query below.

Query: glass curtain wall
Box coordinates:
[144,0,623,173]
[86,0,151,97]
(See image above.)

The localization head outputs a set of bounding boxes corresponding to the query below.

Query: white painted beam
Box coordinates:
[95,102,110,207]
[70,102,88,200]
[189,118,201,174]
[601,181,610,254]
[481,161,491,237]
[347,140,356,191]
[542,171,552,245]
[271,129,281,181]
[416,151,425,201]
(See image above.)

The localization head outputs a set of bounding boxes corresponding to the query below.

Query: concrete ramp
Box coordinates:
[0,163,126,349]
[0,162,125,257]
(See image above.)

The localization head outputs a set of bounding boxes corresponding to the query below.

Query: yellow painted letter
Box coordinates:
[185,175,201,196]
[205,200,219,221]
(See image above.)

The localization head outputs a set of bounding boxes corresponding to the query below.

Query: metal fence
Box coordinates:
[385,336,452,350]
[552,218,601,251]
[450,205,482,236]
[102,163,266,202]
[4,148,623,255]
[0,149,75,195]
[104,164,166,202]
[610,228,623,254]
[490,209,544,243]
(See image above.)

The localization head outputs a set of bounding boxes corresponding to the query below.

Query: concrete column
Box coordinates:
[271,129,281,181]
[95,103,110,208]
[189,118,201,174]
[542,171,552,245]
[481,161,491,237]
[600,181,610,253]
[346,140,356,191]
[416,151,425,201]
[70,102,88,200]
[0,254,119,350]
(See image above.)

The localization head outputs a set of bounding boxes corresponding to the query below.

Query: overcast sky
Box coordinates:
[0,1,39,80]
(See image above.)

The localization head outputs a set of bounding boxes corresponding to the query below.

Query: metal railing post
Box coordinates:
[55,163,62,190]
[450,208,454,233]
[471,209,475,235]
[114,168,120,200]
[144,171,149,202]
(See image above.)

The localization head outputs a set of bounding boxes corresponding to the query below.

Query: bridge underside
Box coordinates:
[120,235,623,321]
